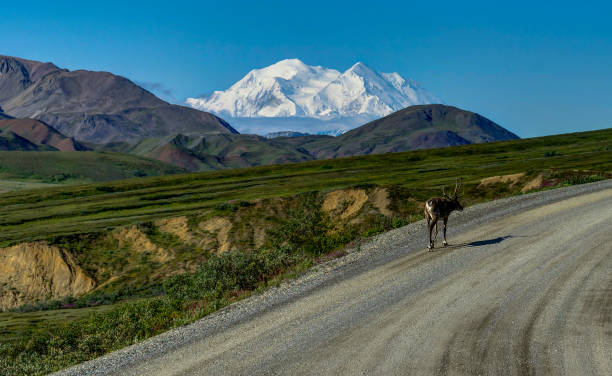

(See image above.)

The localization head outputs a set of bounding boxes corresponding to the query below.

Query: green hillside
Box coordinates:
[112,133,315,171]
[0,151,185,185]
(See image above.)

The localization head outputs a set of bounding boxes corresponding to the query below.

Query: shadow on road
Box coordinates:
[466,236,513,246]
[442,235,513,249]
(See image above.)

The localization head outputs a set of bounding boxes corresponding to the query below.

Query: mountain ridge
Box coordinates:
[269,104,519,159]
[0,55,237,144]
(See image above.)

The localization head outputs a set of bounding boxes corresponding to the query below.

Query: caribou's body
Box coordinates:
[425,179,463,250]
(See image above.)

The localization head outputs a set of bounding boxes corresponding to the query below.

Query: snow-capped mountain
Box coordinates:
[187,59,340,118]
[186,59,440,134]
[307,62,439,118]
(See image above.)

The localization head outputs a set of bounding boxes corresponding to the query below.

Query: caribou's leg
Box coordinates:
[434,222,439,242]
[442,217,449,246]
[428,219,437,251]
[427,216,434,250]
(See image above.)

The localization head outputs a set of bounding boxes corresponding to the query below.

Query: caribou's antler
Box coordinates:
[442,186,451,199]
[453,178,463,198]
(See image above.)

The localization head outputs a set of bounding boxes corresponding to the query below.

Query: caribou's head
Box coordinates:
[442,178,463,211]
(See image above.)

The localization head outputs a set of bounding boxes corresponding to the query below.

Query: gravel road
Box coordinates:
[57,180,612,376]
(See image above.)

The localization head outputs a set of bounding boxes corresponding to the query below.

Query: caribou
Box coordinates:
[425,178,464,251]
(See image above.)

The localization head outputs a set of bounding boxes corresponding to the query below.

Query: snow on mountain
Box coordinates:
[186,59,440,134]
[380,72,440,106]
[307,62,416,118]
[187,59,340,118]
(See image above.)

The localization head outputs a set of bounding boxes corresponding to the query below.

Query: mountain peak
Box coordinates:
[262,58,309,78]
[186,59,440,131]
[346,61,373,72]
[249,58,335,84]
[274,58,306,66]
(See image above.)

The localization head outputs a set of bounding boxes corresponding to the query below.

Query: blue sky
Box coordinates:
[2,1,611,137]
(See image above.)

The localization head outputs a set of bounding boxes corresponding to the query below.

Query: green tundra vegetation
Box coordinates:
[0,128,610,375]
[0,151,184,185]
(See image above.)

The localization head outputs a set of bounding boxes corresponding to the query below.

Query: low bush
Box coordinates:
[164,247,302,302]
[562,174,606,186]
[214,202,238,212]
[392,217,410,228]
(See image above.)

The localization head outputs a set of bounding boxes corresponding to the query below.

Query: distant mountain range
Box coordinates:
[0,55,236,143]
[0,55,519,174]
[264,131,310,139]
[186,59,440,135]
[114,105,518,171]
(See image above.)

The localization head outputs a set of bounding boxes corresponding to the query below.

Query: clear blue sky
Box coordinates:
[2,1,611,137]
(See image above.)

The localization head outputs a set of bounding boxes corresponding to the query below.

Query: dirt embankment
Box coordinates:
[322,187,392,220]
[521,175,544,193]
[199,217,233,253]
[479,173,525,187]
[113,226,172,263]
[478,172,545,193]
[2,187,400,309]
[0,242,95,310]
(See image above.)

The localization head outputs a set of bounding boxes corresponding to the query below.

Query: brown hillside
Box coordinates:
[294,104,520,159]
[0,118,87,151]
[0,55,237,143]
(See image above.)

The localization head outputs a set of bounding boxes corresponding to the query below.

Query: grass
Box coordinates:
[0,128,611,375]
[0,304,120,344]
[0,180,59,193]
[0,151,184,186]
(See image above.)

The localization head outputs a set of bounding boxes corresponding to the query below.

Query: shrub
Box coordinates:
[267,192,332,256]
[392,217,410,228]
[96,185,116,193]
[214,202,238,212]
[164,247,300,302]
[562,174,606,186]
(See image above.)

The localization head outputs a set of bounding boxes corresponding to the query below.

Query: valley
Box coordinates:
[0,151,184,185]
